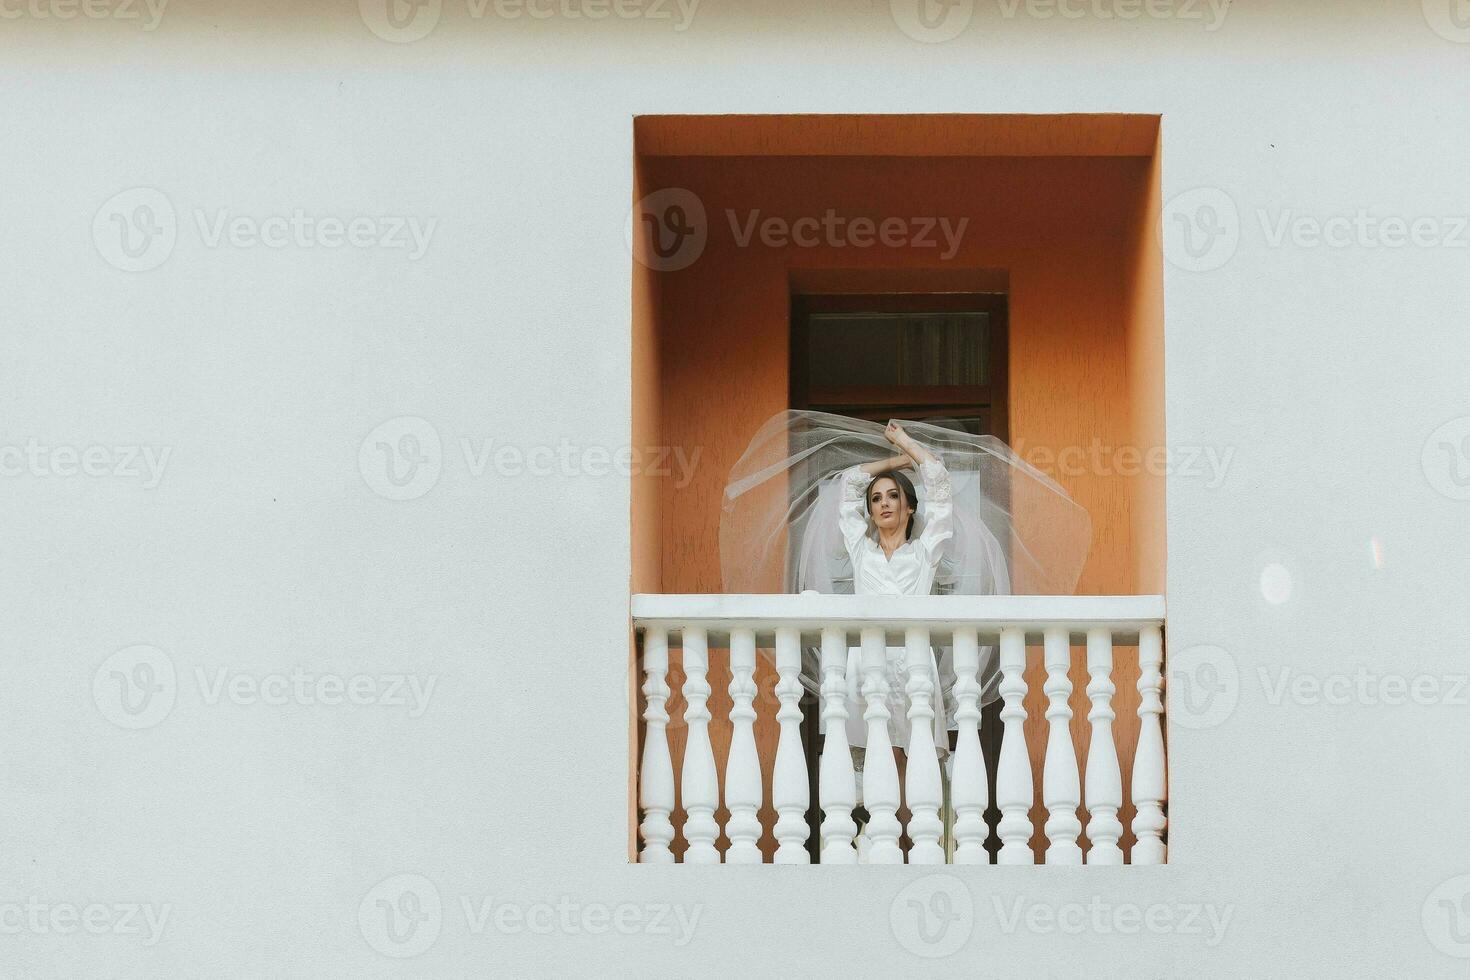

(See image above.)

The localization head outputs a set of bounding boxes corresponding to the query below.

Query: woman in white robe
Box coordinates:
[834,421,954,759]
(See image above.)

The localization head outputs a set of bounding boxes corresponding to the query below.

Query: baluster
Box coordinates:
[818,625,857,864]
[995,627,1033,864]
[859,626,903,864]
[1042,627,1083,864]
[1132,625,1167,864]
[904,625,944,864]
[1084,628,1123,864]
[638,627,674,863]
[950,627,988,864]
[724,627,763,864]
[772,626,810,863]
[677,627,719,864]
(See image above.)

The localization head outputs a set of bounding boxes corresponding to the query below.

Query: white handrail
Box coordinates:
[631,593,1164,643]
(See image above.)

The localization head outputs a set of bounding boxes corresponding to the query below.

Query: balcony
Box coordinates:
[633,592,1166,865]
[628,115,1169,867]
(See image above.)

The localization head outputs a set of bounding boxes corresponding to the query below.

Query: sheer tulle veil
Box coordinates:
[718,410,1092,706]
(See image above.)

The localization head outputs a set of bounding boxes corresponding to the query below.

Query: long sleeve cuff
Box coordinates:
[919,458,952,501]
[842,465,874,501]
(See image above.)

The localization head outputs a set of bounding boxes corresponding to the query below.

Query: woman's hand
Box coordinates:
[886,420,918,458]
[886,419,935,466]
[857,421,931,476]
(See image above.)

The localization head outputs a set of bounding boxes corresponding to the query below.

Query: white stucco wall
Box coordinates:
[3,1,1469,975]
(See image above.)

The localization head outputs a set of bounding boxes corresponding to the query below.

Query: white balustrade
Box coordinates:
[817,625,857,864]
[1132,624,1168,864]
[680,627,720,863]
[1084,627,1124,864]
[859,626,903,864]
[631,594,1165,867]
[772,626,810,863]
[1042,627,1084,864]
[638,626,674,863]
[995,626,1033,865]
[903,625,944,864]
[724,627,763,864]
[949,627,988,864]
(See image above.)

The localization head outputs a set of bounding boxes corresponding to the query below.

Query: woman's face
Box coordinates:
[868,476,913,535]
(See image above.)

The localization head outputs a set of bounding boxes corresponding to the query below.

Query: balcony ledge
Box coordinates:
[632,593,1164,645]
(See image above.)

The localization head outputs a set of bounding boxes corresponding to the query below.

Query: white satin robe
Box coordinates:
[836,458,954,757]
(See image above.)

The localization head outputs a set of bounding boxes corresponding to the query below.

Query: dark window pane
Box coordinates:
[807,312,989,387]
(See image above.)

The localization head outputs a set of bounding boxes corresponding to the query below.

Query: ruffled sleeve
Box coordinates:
[916,457,954,560]
[837,464,874,554]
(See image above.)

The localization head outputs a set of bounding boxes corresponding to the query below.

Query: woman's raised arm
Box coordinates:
[884,420,934,467]
[859,452,911,477]
[887,421,954,558]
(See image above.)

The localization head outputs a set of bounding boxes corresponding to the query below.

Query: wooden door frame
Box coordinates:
[790,291,1009,444]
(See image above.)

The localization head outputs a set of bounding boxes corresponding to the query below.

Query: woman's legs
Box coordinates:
[940,751,956,862]
[849,747,958,864]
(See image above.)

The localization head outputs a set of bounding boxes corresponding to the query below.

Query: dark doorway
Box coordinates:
[792,291,1008,442]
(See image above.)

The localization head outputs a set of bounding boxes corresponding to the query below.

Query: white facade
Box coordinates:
[3,1,1470,975]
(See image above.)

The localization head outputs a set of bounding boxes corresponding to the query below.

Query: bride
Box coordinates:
[719,409,1090,860]
[834,421,956,762]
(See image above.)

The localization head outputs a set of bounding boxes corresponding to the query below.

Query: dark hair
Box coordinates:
[866,470,919,540]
